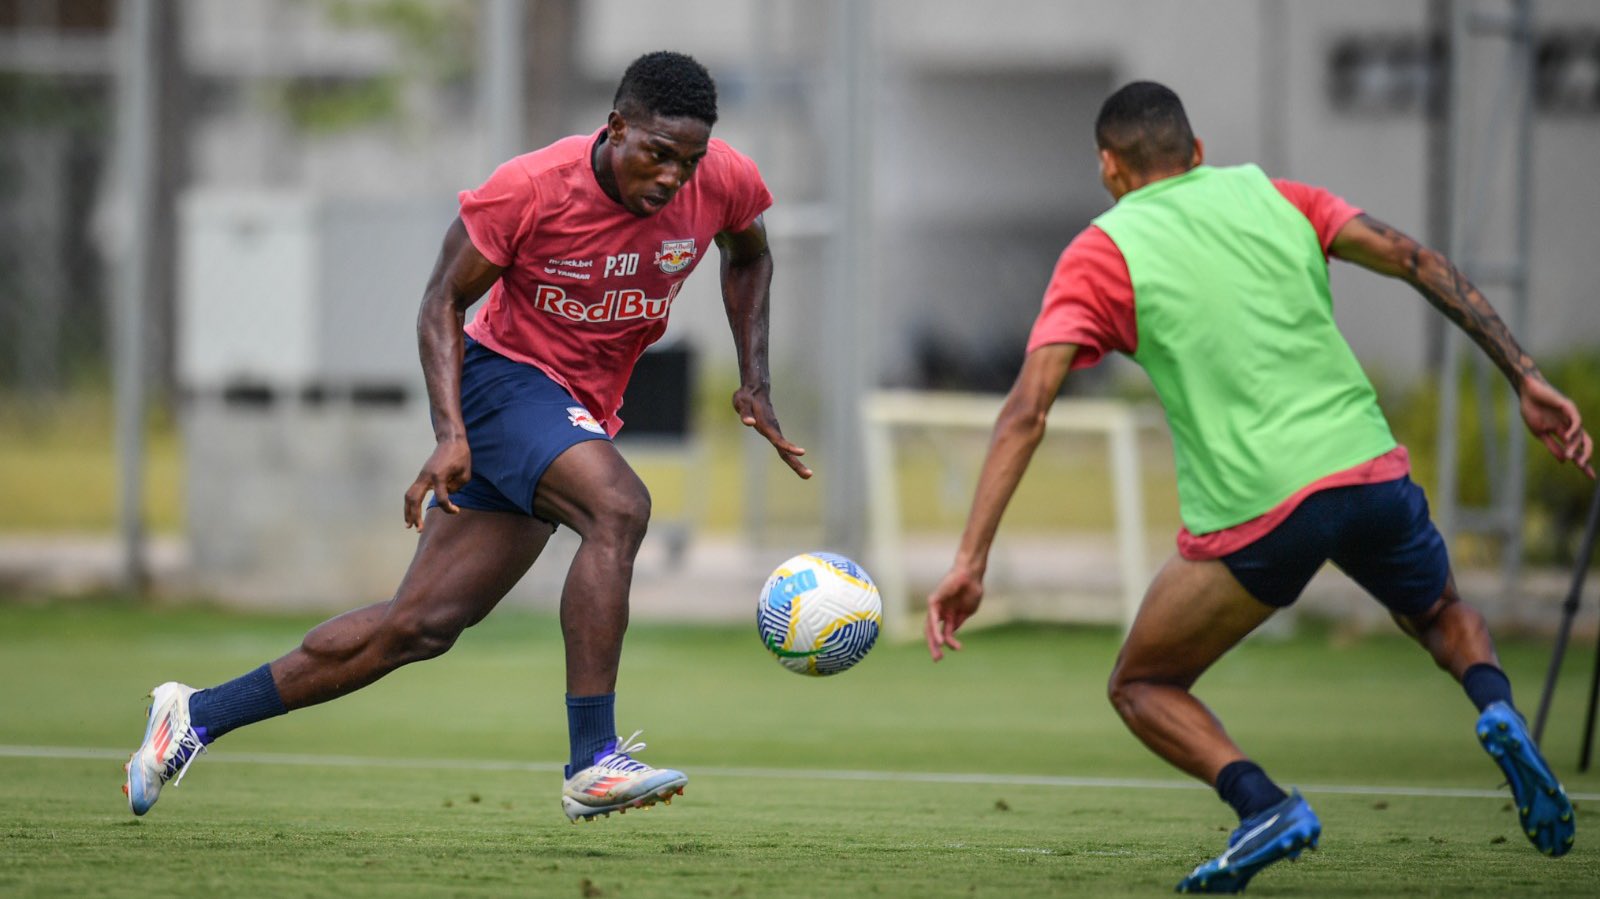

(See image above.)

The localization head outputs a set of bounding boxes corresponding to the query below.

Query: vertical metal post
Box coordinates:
[822,0,873,555]
[481,0,525,169]
[1437,0,1534,593]
[1437,0,1469,544]
[114,0,157,591]
[740,1,778,548]
[1504,0,1533,589]
[1257,0,1289,177]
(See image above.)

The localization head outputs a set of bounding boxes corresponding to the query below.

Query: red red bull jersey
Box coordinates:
[460,129,773,435]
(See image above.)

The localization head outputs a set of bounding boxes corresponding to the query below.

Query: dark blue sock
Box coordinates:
[187,664,287,744]
[566,693,616,777]
[1462,663,1514,712]
[1215,759,1288,822]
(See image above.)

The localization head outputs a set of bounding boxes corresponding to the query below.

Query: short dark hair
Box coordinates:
[1094,81,1195,174]
[613,51,718,127]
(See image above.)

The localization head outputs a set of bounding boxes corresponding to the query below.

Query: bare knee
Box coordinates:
[1107,671,1141,721]
[381,606,469,664]
[1396,589,1493,672]
[1107,665,1186,723]
[585,480,651,553]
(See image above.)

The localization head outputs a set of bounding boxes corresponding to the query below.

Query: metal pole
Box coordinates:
[1257,0,1289,177]
[1582,614,1600,772]
[1437,0,1470,544]
[1504,0,1533,590]
[822,0,873,555]
[1533,485,1600,745]
[740,1,777,548]
[114,0,156,592]
[481,0,525,169]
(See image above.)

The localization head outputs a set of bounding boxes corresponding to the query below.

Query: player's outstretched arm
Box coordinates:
[715,215,811,479]
[1330,214,1593,477]
[404,218,507,529]
[927,343,1077,661]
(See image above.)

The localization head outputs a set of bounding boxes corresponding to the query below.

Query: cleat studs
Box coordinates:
[1498,721,1509,731]
[1561,813,1572,823]
[1528,829,1539,838]
[1522,806,1531,816]
[1478,728,1490,740]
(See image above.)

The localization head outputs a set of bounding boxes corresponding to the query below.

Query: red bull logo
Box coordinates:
[533,282,682,323]
[654,238,697,274]
[567,406,605,434]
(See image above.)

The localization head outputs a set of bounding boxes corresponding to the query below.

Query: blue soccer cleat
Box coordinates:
[1176,790,1321,894]
[1477,701,1575,857]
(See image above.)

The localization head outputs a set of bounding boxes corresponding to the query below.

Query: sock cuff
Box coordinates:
[1462,663,1514,712]
[1214,759,1262,791]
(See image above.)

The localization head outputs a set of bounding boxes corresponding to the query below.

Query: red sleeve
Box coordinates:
[1026,226,1137,369]
[1272,179,1362,254]
[719,147,774,233]
[457,159,538,267]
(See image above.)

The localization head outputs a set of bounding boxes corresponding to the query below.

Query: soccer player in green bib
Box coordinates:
[925,81,1593,893]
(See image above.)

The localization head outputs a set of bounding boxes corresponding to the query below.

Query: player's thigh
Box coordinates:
[390,506,554,629]
[1331,476,1450,619]
[532,439,651,537]
[1111,554,1276,689]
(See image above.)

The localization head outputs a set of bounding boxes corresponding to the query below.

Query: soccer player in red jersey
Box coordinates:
[925,82,1592,891]
[125,52,810,823]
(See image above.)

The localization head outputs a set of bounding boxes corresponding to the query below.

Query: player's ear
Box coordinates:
[1191,137,1204,167]
[1097,147,1120,183]
[606,109,627,145]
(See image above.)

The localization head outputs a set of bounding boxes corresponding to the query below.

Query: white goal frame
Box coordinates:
[861,390,1156,641]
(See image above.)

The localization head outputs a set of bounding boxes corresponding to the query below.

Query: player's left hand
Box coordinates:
[733,384,812,479]
[1519,376,1595,478]
[926,566,984,661]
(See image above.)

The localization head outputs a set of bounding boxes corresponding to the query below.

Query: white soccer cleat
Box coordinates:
[123,681,206,816]
[560,730,688,822]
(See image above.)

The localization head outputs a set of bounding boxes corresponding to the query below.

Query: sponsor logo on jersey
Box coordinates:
[567,407,605,434]
[532,282,682,324]
[654,238,697,274]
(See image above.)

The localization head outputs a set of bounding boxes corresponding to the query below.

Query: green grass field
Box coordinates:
[3,601,1599,897]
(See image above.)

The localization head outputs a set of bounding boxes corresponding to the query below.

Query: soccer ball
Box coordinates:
[757,552,881,676]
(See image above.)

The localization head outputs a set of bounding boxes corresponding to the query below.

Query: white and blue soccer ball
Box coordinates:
[757,552,881,676]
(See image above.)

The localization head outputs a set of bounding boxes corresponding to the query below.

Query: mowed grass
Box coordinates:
[2,602,1599,897]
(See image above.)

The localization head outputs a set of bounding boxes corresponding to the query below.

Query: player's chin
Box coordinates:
[632,193,671,216]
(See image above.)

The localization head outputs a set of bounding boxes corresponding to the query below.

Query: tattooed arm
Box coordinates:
[1330,213,1593,476]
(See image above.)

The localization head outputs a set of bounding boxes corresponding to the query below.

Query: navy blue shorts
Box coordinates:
[428,340,610,517]
[1220,475,1450,616]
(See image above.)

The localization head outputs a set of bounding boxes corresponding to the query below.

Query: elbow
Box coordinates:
[1000,401,1050,444]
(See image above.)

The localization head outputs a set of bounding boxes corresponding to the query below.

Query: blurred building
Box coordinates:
[3,0,1599,605]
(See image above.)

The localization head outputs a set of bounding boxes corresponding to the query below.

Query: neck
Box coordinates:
[591,131,623,204]
[1118,163,1198,198]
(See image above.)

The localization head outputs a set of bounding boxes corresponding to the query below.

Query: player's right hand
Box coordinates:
[404,436,472,530]
[926,566,984,662]
[1519,376,1595,478]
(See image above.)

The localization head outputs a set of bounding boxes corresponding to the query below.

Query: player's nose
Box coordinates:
[656,162,687,192]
